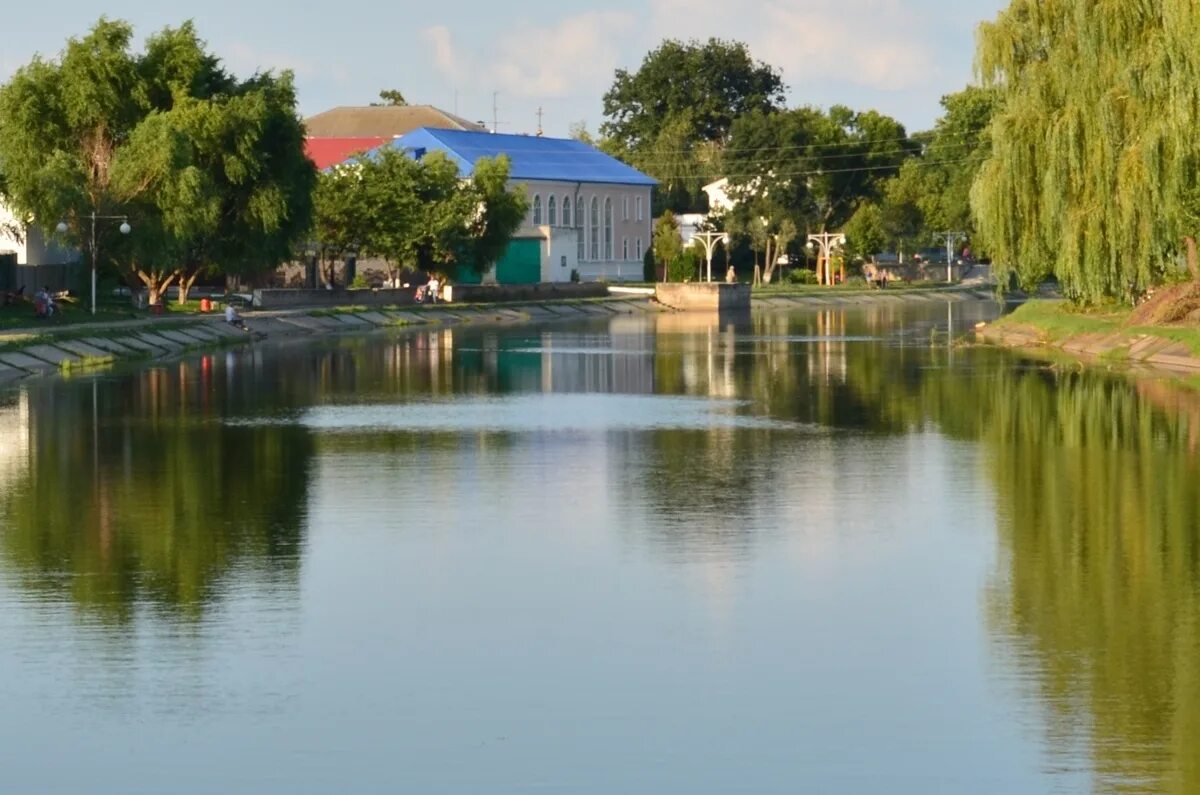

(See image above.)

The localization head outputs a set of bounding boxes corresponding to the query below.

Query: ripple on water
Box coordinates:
[229,394,808,434]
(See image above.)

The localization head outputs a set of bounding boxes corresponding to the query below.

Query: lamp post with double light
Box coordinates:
[56,212,132,315]
[692,230,729,283]
[806,231,846,286]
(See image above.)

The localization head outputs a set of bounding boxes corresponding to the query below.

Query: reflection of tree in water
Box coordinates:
[641,305,1200,789]
[965,368,1200,794]
[0,363,314,623]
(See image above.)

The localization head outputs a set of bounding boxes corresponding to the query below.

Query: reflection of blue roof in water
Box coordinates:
[387,128,658,187]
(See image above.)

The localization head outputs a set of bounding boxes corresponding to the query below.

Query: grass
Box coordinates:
[992,299,1200,357]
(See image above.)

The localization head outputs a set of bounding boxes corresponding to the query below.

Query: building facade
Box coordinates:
[391,128,656,284]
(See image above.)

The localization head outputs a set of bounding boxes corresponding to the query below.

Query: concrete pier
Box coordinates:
[655,283,752,311]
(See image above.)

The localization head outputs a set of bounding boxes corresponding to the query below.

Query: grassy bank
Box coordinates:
[981,299,1200,375]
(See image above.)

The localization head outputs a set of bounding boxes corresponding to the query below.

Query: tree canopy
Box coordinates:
[601,38,784,214]
[971,0,1200,302]
[311,147,528,282]
[0,18,315,303]
[602,38,785,152]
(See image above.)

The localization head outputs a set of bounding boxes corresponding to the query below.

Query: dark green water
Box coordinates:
[1,301,1198,794]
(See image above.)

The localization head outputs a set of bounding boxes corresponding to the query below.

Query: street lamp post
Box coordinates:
[806,231,846,286]
[937,231,966,283]
[692,231,729,283]
[57,212,132,315]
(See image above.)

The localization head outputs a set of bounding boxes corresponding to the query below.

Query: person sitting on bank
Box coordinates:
[224,303,245,328]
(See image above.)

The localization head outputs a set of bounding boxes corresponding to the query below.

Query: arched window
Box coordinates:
[623,238,629,260]
[576,195,585,261]
[547,195,557,226]
[533,194,542,225]
[623,197,630,221]
[589,197,600,260]
[636,238,643,261]
[604,198,613,260]
[563,196,572,228]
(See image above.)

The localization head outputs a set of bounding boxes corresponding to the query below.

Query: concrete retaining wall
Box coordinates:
[252,288,416,309]
[445,283,608,304]
[655,283,752,311]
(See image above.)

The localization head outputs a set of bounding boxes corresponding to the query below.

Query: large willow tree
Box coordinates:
[972,0,1200,303]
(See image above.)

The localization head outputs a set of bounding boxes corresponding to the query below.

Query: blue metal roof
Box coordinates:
[388,128,657,187]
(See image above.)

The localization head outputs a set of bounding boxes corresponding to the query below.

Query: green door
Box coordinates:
[494,239,542,284]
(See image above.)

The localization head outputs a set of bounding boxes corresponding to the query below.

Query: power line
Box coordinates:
[639,158,974,181]
[610,129,986,156]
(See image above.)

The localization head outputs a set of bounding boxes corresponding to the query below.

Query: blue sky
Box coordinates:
[0,0,1008,137]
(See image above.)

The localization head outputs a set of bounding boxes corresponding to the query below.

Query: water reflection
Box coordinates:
[972,368,1200,794]
[0,358,314,622]
[0,301,1198,792]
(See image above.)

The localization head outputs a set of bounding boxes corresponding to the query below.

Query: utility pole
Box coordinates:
[492,92,499,133]
[938,231,966,283]
[536,106,544,137]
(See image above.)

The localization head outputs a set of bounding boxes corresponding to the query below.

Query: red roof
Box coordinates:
[305,137,388,170]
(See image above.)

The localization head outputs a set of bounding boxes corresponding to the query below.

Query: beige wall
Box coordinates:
[517,179,652,281]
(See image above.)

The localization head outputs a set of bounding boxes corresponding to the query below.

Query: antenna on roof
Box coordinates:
[536,106,544,137]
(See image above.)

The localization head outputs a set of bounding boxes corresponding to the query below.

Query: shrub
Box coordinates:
[643,248,656,282]
[350,274,370,289]
[570,269,581,283]
[787,268,818,285]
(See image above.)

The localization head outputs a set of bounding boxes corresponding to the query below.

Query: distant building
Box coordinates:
[303,105,486,171]
[374,128,657,284]
[304,105,486,138]
[0,203,79,291]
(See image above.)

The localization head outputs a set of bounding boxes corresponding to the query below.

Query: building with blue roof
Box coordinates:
[390,128,656,285]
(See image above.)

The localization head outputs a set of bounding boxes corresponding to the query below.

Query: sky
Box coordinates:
[0,0,1008,138]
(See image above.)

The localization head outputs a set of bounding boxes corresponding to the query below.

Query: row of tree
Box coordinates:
[0,19,526,305]
[590,38,991,283]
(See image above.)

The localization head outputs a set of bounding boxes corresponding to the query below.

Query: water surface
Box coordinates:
[1,301,1198,793]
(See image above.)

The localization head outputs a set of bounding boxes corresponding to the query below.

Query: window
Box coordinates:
[636,238,643,261]
[636,196,643,221]
[623,197,629,221]
[589,197,600,260]
[576,195,585,261]
[532,195,542,225]
[623,238,629,260]
[604,198,613,260]
[562,196,572,228]
[548,195,557,227]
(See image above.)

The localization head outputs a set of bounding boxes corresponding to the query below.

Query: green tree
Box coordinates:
[723,106,918,234]
[461,154,529,276]
[844,203,887,260]
[653,211,683,282]
[0,19,314,304]
[972,0,1200,301]
[602,38,785,152]
[374,89,408,106]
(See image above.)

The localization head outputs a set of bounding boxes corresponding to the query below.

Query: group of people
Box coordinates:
[33,287,58,318]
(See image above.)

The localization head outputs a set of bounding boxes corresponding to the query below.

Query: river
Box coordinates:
[1,300,1197,794]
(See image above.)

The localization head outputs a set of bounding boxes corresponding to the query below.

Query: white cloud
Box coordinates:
[421,25,474,87]
[649,0,938,93]
[423,12,635,99]
[220,42,348,83]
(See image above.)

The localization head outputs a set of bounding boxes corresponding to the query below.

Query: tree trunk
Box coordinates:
[178,268,201,305]
[1186,236,1199,281]
[135,268,178,307]
[763,238,775,284]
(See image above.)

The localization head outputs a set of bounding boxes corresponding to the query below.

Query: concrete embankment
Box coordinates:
[0,287,998,386]
[976,300,1200,375]
[0,297,668,385]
